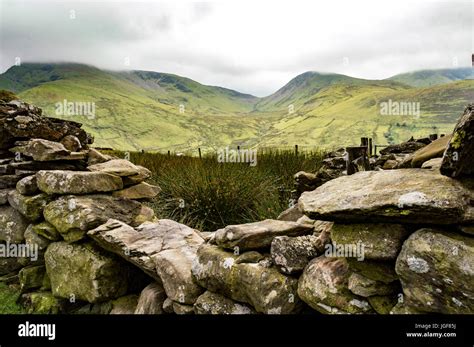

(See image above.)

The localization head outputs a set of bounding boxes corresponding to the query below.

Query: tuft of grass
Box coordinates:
[0,89,18,102]
[110,149,325,231]
[0,282,24,314]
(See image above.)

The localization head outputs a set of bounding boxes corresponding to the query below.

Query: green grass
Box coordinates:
[0,63,471,152]
[110,148,325,230]
[388,67,473,87]
[0,282,24,314]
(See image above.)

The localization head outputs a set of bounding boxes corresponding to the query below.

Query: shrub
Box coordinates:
[109,148,325,230]
[0,89,18,102]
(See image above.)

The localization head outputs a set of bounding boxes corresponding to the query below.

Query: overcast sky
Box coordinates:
[0,0,472,96]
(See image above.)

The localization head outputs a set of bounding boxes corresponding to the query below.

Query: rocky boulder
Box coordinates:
[194,291,256,314]
[0,205,29,243]
[112,182,161,199]
[421,158,442,170]
[379,140,426,155]
[16,175,39,195]
[36,170,123,194]
[441,104,474,177]
[135,282,167,314]
[347,272,398,297]
[299,169,474,224]
[297,256,373,314]
[43,195,145,242]
[8,190,53,221]
[277,204,304,222]
[0,188,11,204]
[395,228,474,314]
[10,139,86,161]
[88,159,148,177]
[271,228,331,274]
[409,135,451,168]
[330,223,410,260]
[45,241,134,303]
[192,244,301,314]
[88,219,204,304]
[214,219,314,251]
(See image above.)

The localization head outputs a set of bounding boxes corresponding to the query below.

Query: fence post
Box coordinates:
[198,148,202,159]
[368,138,373,157]
[295,144,298,156]
[346,146,370,175]
[167,150,170,157]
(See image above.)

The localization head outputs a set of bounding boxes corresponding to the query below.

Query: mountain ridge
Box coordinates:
[0,63,472,151]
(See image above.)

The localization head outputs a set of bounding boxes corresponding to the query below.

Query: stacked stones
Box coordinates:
[0,98,472,315]
[0,99,162,313]
[297,104,474,314]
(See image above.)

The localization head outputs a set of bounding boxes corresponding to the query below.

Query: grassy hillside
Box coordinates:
[0,63,472,151]
[389,67,473,87]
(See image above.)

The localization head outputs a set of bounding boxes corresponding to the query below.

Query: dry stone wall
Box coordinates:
[0,99,473,315]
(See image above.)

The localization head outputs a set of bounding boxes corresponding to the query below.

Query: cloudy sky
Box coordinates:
[0,0,472,96]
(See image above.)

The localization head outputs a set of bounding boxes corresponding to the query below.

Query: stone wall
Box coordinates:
[0,99,472,315]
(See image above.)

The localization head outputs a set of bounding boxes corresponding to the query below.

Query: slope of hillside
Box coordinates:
[255,71,410,112]
[0,63,472,151]
[388,67,473,87]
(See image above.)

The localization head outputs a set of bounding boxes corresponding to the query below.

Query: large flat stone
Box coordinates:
[88,159,147,177]
[10,139,83,161]
[214,219,314,251]
[299,169,474,224]
[43,195,144,242]
[88,219,204,304]
[411,135,451,168]
[36,170,123,194]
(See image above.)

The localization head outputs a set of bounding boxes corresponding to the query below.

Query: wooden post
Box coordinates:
[368,138,373,157]
[198,148,202,159]
[360,137,369,147]
[346,146,370,175]
[167,150,170,157]
[295,144,298,156]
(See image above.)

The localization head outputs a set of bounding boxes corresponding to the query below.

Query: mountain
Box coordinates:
[388,67,473,87]
[0,63,472,151]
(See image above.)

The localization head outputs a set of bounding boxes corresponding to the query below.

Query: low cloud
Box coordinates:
[0,0,471,96]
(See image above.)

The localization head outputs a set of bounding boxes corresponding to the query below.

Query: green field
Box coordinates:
[0,63,472,152]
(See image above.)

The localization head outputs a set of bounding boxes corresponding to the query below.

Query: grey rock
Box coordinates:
[214,219,314,251]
